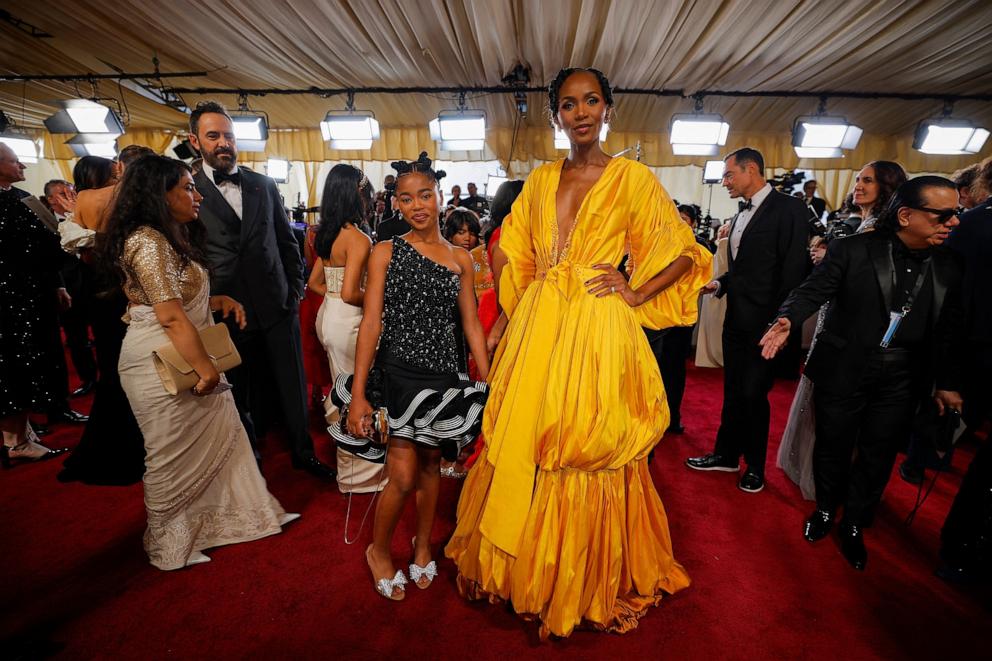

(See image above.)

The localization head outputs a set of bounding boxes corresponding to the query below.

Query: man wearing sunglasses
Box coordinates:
[759,176,964,572]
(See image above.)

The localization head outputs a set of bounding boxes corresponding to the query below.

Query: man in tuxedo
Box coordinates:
[375,195,410,242]
[803,179,827,219]
[446,184,462,207]
[938,172,992,581]
[761,176,964,570]
[460,182,489,216]
[685,147,810,492]
[188,101,334,480]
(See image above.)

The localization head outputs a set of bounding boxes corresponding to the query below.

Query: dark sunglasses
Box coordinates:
[907,205,962,224]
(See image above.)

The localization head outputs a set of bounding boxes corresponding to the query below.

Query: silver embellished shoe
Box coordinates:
[366,545,407,601]
[409,537,438,589]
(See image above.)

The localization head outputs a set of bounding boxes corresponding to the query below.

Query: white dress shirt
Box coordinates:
[729,183,772,259]
[202,161,243,220]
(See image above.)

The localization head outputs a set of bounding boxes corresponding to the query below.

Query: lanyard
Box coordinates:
[880,245,931,349]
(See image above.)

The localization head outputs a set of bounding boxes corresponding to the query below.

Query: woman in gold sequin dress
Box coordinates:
[104,155,296,570]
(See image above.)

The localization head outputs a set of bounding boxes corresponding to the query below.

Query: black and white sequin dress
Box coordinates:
[330,236,487,461]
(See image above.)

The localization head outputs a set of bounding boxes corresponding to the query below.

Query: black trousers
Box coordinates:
[644,326,694,429]
[940,344,992,565]
[60,303,97,384]
[714,326,777,473]
[225,306,314,460]
[813,350,915,525]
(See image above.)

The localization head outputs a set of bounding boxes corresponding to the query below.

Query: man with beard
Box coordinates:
[188,101,334,480]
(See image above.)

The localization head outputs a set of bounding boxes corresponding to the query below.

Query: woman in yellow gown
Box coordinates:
[445,68,712,637]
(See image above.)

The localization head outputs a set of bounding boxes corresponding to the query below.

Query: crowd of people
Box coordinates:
[1,66,989,637]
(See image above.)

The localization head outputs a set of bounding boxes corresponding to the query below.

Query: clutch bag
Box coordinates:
[152,323,242,395]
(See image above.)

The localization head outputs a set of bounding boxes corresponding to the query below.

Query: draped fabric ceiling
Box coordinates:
[2,0,991,179]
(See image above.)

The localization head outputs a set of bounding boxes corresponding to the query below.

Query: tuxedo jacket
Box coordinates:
[716,189,811,334]
[778,231,963,395]
[193,168,304,330]
[807,196,827,219]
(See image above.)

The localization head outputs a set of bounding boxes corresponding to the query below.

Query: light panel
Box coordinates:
[66,133,119,158]
[672,143,720,156]
[914,119,989,155]
[230,114,268,152]
[432,110,487,151]
[0,133,40,163]
[320,110,380,150]
[702,160,724,183]
[794,146,844,159]
[266,158,289,183]
[670,113,730,147]
[791,115,862,156]
[44,99,124,136]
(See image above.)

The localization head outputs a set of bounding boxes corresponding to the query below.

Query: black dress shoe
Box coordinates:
[839,522,867,570]
[685,453,739,472]
[71,381,96,397]
[737,469,765,493]
[803,509,834,542]
[292,455,337,480]
[31,423,51,437]
[47,409,89,425]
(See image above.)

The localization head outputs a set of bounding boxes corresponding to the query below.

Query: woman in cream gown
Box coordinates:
[446,68,712,637]
[109,155,295,570]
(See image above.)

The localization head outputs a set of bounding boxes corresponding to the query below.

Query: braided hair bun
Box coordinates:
[391,151,446,184]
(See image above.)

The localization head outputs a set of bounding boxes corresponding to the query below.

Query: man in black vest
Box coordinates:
[761,176,964,570]
[686,147,810,493]
[188,101,334,480]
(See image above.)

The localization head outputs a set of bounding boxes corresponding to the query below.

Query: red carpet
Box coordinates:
[1,366,987,659]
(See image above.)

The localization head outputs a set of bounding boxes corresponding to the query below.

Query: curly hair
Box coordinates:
[547,67,614,119]
[443,208,481,242]
[315,163,371,259]
[101,155,207,276]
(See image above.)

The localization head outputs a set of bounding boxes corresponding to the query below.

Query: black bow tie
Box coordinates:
[213,169,241,187]
[739,199,753,212]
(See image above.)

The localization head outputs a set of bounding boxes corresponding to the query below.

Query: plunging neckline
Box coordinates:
[551,157,616,264]
[396,235,460,278]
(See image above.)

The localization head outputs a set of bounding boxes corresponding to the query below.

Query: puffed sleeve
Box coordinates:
[496,171,539,318]
[122,228,184,305]
[626,167,713,330]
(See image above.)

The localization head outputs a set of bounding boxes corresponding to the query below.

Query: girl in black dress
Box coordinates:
[333,153,489,601]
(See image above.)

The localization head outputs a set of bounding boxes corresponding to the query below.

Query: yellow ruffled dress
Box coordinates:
[445,157,713,637]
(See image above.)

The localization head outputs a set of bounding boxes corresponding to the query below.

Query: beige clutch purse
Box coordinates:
[152,323,242,395]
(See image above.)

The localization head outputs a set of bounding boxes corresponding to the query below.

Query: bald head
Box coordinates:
[0,143,27,187]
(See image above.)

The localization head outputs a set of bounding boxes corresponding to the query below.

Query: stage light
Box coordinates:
[230,113,268,152]
[320,110,380,150]
[913,119,989,155]
[553,124,609,149]
[791,115,862,158]
[486,175,509,197]
[44,99,124,136]
[0,132,40,163]
[703,160,724,184]
[266,158,289,183]
[670,112,729,156]
[431,109,487,151]
[66,133,118,158]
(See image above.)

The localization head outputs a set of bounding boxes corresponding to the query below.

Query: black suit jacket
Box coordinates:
[193,168,304,330]
[807,196,827,219]
[716,189,811,333]
[778,231,963,394]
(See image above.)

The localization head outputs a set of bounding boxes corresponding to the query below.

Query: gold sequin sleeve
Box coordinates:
[122,227,186,305]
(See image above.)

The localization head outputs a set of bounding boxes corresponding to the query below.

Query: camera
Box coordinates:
[767,169,806,195]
